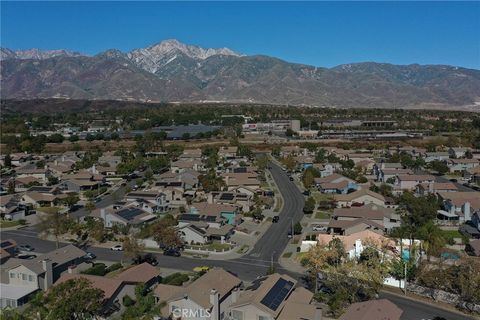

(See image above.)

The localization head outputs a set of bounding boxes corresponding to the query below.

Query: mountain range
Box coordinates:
[1,39,479,110]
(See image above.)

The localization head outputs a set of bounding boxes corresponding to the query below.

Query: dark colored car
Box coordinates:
[17,254,37,260]
[163,248,181,257]
[272,216,280,223]
[83,252,96,260]
[289,177,294,181]
[133,253,158,266]
[303,190,310,196]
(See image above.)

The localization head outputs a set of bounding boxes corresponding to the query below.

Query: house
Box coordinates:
[302,230,395,260]
[227,273,321,320]
[159,169,200,190]
[438,192,480,222]
[222,172,260,191]
[424,152,450,163]
[99,206,157,228]
[339,299,402,320]
[376,168,413,183]
[448,147,469,159]
[219,146,238,159]
[57,263,160,316]
[0,194,28,221]
[328,203,400,235]
[295,155,314,170]
[333,189,386,208]
[208,191,252,212]
[154,268,242,320]
[5,245,86,290]
[395,174,435,191]
[9,176,42,192]
[171,159,204,173]
[312,163,336,178]
[447,158,479,173]
[15,164,49,182]
[22,186,67,207]
[125,191,170,212]
[0,239,17,264]
[177,222,234,245]
[416,182,458,196]
[314,174,357,194]
[179,148,203,160]
[62,179,101,192]
[190,202,239,226]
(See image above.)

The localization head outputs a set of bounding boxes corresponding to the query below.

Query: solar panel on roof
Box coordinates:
[260,278,294,311]
[233,167,247,173]
[219,193,235,201]
[116,208,144,221]
[1,241,13,248]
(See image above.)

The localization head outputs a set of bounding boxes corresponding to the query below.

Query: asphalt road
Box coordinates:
[1,163,475,319]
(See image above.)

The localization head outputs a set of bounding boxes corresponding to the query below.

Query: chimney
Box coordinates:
[92,164,97,175]
[231,287,240,303]
[209,289,220,320]
[54,159,58,166]
[315,306,323,320]
[67,265,77,274]
[42,259,53,290]
[207,193,213,204]
[464,202,471,221]
[428,182,434,194]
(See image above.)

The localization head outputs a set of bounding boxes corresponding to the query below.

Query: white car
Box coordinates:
[312,225,327,232]
[110,245,123,251]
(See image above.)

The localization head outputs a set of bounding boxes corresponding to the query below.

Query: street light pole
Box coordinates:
[404,260,407,296]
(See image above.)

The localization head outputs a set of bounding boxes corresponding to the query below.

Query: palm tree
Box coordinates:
[418,222,446,261]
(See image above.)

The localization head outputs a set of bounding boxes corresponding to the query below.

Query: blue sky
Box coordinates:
[1,1,479,69]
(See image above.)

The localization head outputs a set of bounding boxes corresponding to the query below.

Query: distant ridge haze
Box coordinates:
[1,39,479,110]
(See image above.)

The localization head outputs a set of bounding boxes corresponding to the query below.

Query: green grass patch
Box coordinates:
[315,211,330,219]
[0,220,20,228]
[266,217,273,222]
[282,252,293,258]
[440,229,463,239]
[187,243,232,251]
[162,273,190,286]
[37,206,62,214]
[311,192,333,202]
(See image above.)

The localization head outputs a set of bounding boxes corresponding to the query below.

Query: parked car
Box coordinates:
[110,245,123,251]
[449,178,458,183]
[289,177,294,181]
[163,248,181,257]
[287,231,293,238]
[303,190,310,196]
[94,197,102,203]
[83,252,96,260]
[272,216,280,223]
[17,254,37,260]
[312,225,327,232]
[133,253,158,266]
[18,245,34,252]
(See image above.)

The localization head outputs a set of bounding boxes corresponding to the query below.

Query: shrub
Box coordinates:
[18,219,27,225]
[162,273,190,286]
[81,263,107,276]
[106,263,123,273]
[122,294,136,307]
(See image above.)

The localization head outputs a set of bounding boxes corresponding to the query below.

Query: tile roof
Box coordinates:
[114,263,160,283]
[339,299,403,320]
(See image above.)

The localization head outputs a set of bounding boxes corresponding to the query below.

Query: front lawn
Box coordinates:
[315,211,331,219]
[37,206,62,214]
[0,220,20,228]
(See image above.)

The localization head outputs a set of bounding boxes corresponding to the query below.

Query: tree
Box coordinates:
[28,278,104,320]
[428,160,449,175]
[293,222,303,235]
[62,193,80,209]
[4,154,12,167]
[315,148,327,163]
[123,235,145,261]
[7,180,15,194]
[303,197,316,214]
[85,202,96,214]
[418,222,446,261]
[285,128,295,137]
[256,154,269,172]
[38,209,73,249]
[302,167,320,188]
[282,155,296,172]
[152,218,182,249]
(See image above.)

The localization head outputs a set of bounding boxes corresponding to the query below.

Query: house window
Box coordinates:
[28,275,34,282]
[258,316,270,320]
[9,272,15,278]
[231,310,243,320]
[22,274,27,281]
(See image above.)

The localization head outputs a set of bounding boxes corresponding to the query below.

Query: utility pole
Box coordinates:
[291,219,294,237]
[404,260,407,296]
